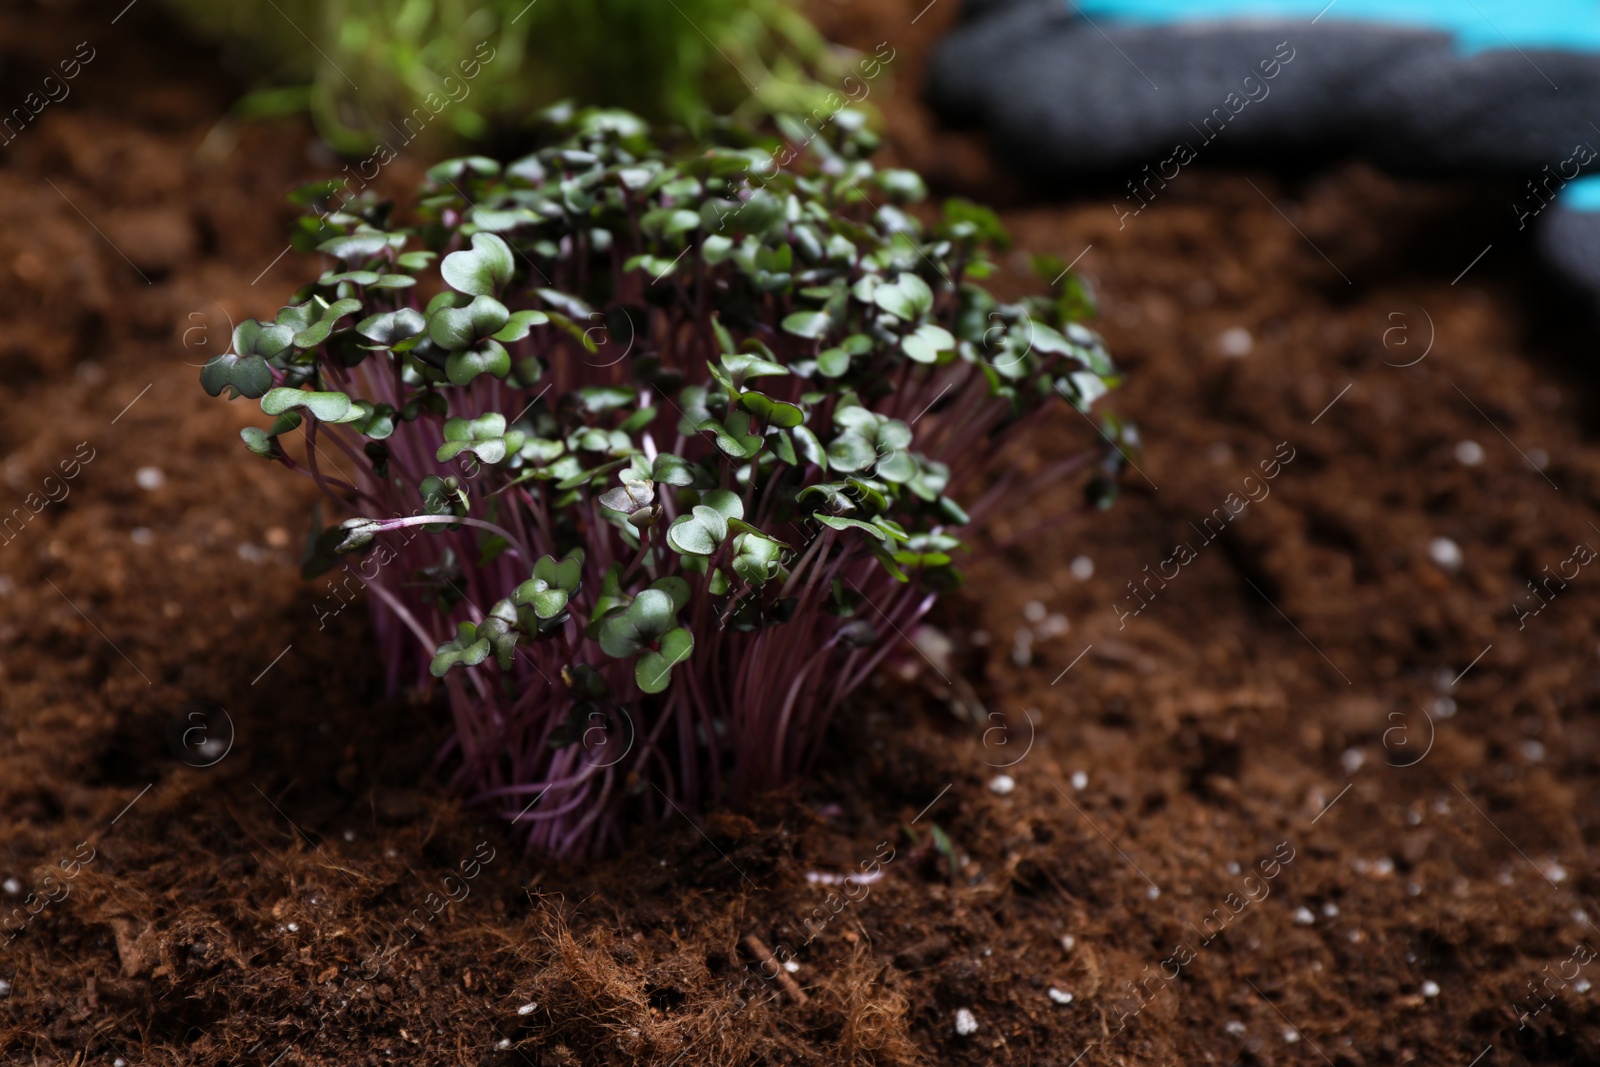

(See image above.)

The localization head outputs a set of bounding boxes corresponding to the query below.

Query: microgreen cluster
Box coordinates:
[205,106,1129,854]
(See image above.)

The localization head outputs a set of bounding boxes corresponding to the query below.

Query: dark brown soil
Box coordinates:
[4,1,1600,1064]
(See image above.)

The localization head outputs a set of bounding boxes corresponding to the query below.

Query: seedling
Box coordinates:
[206,106,1128,854]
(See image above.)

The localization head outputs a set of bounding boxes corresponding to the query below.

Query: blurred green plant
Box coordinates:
[163,0,844,150]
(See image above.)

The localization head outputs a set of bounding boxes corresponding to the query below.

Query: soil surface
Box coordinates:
[4,1,1600,1064]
